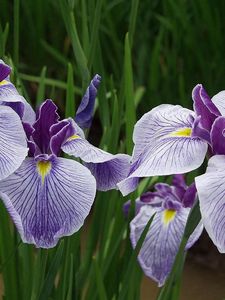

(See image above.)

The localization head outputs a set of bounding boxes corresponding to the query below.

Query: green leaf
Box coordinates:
[66,62,75,118]
[38,241,64,300]
[123,32,136,154]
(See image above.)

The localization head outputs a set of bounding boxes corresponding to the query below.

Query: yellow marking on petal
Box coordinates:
[0,80,9,86]
[162,209,176,225]
[169,128,192,137]
[37,161,51,184]
[67,134,80,141]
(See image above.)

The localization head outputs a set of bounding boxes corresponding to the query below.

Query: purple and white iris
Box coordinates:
[124,175,203,286]
[0,71,130,248]
[118,84,220,196]
[0,61,30,180]
[195,91,225,253]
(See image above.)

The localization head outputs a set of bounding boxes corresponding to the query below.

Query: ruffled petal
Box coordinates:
[121,105,207,194]
[211,90,225,116]
[130,205,201,286]
[195,155,225,253]
[75,74,101,128]
[0,156,96,248]
[62,135,131,191]
[33,100,59,153]
[0,105,28,180]
[192,84,220,130]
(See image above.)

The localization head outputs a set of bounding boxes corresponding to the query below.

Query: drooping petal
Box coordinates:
[130,205,201,286]
[210,116,225,155]
[121,105,207,195]
[195,155,225,253]
[192,84,220,131]
[0,105,28,180]
[211,90,225,116]
[62,135,131,191]
[0,156,96,248]
[75,74,101,129]
[33,100,59,153]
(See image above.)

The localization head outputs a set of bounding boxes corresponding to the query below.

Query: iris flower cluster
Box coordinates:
[1,59,225,286]
[119,84,225,285]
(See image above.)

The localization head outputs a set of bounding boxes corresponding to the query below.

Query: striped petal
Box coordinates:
[130,205,202,286]
[62,136,131,191]
[0,105,28,180]
[195,155,225,253]
[127,104,207,183]
[0,156,96,248]
[212,91,225,116]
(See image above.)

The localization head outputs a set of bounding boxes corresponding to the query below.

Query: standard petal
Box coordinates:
[130,205,191,286]
[0,106,28,180]
[211,90,225,116]
[195,155,225,253]
[129,104,207,178]
[33,99,59,153]
[210,116,225,155]
[0,156,96,248]
[75,74,101,128]
[62,135,131,191]
[192,84,220,130]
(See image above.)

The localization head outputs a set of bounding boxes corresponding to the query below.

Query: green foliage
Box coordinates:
[0,0,223,299]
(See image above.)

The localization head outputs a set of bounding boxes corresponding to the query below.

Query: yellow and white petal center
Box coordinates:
[37,161,52,184]
[67,134,80,142]
[162,209,176,225]
[0,80,9,87]
[169,127,192,137]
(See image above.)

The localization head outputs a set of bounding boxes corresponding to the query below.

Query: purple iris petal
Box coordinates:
[0,60,11,81]
[182,183,197,208]
[195,155,225,253]
[62,134,131,191]
[192,84,220,131]
[50,119,75,156]
[191,116,211,144]
[210,116,225,155]
[0,105,28,180]
[33,100,59,153]
[0,155,96,248]
[75,74,101,129]
[119,105,207,196]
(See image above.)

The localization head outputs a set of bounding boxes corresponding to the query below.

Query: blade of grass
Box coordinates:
[65,62,75,117]
[124,32,136,154]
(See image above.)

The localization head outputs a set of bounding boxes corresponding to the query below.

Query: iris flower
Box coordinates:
[195,90,225,253]
[0,75,130,248]
[0,61,29,180]
[118,84,221,195]
[124,175,203,286]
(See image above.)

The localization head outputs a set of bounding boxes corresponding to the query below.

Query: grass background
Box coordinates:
[0,0,224,299]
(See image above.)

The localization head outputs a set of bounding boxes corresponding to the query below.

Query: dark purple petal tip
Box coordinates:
[0,60,11,82]
[75,74,101,129]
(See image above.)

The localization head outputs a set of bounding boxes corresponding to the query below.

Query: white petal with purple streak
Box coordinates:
[0,156,96,248]
[212,91,225,116]
[62,136,131,191]
[130,104,207,177]
[195,155,225,253]
[0,106,28,180]
[130,204,202,286]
